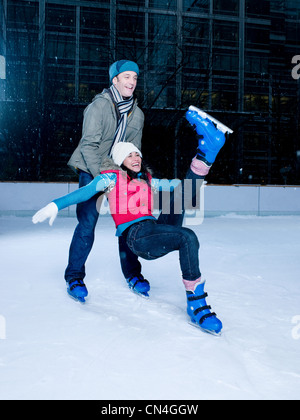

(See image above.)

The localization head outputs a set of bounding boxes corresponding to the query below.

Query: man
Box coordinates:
[65,60,145,302]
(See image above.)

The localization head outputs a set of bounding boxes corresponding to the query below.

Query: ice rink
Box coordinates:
[0,214,299,400]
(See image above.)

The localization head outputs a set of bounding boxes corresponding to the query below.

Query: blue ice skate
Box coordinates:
[186,282,222,336]
[66,279,88,303]
[186,106,232,164]
[127,275,150,298]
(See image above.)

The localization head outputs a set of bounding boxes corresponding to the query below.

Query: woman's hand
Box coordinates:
[32,202,58,226]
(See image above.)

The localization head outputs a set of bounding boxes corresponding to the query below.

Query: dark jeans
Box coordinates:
[121,167,203,279]
[118,235,142,279]
[126,220,201,281]
[65,171,100,282]
[65,168,203,282]
[65,170,143,282]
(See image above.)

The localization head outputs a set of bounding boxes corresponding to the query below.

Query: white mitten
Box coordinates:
[32,202,58,226]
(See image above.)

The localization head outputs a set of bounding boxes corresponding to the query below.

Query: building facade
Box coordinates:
[0,0,300,183]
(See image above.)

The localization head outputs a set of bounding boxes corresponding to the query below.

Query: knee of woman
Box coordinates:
[182,228,199,249]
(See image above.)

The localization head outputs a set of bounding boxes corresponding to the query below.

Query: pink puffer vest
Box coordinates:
[101,170,154,228]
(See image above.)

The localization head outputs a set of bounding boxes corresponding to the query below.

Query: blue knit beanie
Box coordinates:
[109,60,140,83]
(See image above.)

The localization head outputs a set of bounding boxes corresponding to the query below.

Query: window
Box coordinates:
[146,79,176,108]
[148,43,176,71]
[212,79,238,111]
[149,13,176,42]
[245,54,268,75]
[79,68,107,102]
[6,62,39,101]
[7,0,38,30]
[80,38,109,67]
[183,0,209,13]
[182,17,209,44]
[182,46,210,72]
[181,74,209,108]
[149,0,176,10]
[246,24,269,50]
[245,0,270,18]
[115,41,145,67]
[46,35,75,65]
[213,52,239,74]
[244,78,270,112]
[117,0,145,6]
[117,10,145,39]
[214,21,238,47]
[80,8,110,37]
[46,4,76,34]
[46,66,75,101]
[7,32,38,58]
[214,0,239,15]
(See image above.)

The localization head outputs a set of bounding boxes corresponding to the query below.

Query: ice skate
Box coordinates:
[186,105,232,165]
[186,281,222,336]
[66,279,88,303]
[188,105,233,134]
[127,275,150,299]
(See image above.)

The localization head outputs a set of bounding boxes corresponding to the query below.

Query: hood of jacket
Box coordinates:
[100,157,123,173]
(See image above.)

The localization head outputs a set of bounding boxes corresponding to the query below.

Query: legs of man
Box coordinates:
[118,235,142,279]
[65,171,100,283]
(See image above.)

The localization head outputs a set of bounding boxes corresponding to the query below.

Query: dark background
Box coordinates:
[0,0,300,185]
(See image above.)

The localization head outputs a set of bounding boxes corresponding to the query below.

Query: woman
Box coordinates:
[33,108,228,336]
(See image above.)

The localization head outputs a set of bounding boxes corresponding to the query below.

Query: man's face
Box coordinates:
[113,71,138,98]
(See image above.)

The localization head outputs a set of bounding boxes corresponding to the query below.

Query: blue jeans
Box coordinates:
[65,170,142,282]
[65,171,100,282]
[126,220,201,281]
[65,168,203,282]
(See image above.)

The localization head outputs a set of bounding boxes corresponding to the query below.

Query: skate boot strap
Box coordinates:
[127,276,150,295]
[187,291,217,325]
[195,309,217,325]
[187,291,208,301]
[128,276,148,287]
[68,279,86,291]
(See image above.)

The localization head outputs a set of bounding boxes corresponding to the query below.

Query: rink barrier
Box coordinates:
[0,182,300,216]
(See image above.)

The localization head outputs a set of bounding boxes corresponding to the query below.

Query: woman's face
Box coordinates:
[123,152,142,173]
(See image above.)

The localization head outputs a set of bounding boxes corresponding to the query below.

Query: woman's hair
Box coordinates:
[121,161,151,186]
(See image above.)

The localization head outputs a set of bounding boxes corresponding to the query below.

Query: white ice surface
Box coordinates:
[0,214,300,400]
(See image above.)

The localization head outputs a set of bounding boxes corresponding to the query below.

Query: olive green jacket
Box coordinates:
[68,90,144,178]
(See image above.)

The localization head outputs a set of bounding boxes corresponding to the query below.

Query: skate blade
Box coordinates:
[188,320,222,336]
[129,288,150,299]
[188,105,233,134]
[67,289,86,304]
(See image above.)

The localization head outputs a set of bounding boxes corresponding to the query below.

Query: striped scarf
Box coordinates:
[109,84,134,156]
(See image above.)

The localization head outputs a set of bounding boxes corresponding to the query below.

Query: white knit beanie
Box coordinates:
[111,142,142,167]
